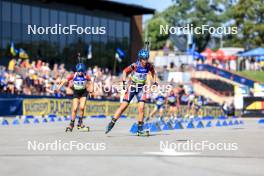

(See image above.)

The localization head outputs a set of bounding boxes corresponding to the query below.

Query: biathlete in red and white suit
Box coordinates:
[105,49,158,136]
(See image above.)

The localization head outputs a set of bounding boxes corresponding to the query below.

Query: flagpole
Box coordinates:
[113,56,117,75]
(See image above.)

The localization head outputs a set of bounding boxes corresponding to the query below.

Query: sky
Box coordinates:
[110,0,173,23]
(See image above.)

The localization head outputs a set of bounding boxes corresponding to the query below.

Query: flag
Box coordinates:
[19,48,29,59]
[115,53,122,63]
[10,42,18,56]
[87,44,92,59]
[186,43,204,60]
[115,48,125,63]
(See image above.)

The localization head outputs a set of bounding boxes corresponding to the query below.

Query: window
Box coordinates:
[2,21,11,39]
[67,12,75,24]
[124,22,130,38]
[58,11,67,50]
[108,19,115,37]
[0,1,2,48]
[22,5,30,24]
[2,39,9,49]
[84,15,91,44]
[76,14,83,26]
[67,12,76,44]
[11,3,22,42]
[100,18,107,43]
[2,1,11,22]
[12,3,21,23]
[32,6,40,25]
[12,22,21,41]
[31,6,40,41]
[41,8,49,26]
[50,9,58,43]
[92,17,100,41]
[116,21,123,38]
[2,2,11,40]
[41,8,49,41]
[21,5,31,42]
[76,14,84,41]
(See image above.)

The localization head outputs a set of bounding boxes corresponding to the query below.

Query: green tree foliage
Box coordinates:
[226,0,264,49]
[145,0,230,51]
[144,16,169,50]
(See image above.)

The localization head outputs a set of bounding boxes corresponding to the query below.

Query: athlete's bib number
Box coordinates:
[73,80,86,90]
[132,72,147,83]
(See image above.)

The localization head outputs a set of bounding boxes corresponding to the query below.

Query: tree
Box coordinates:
[144,15,169,50]
[225,0,264,49]
[145,0,232,51]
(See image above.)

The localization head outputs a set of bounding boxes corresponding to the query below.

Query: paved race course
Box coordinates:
[0,118,263,176]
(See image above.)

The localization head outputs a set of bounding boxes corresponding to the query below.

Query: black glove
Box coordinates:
[123,81,127,90]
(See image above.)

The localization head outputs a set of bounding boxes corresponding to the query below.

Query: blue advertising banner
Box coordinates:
[196,64,255,88]
[0,98,23,116]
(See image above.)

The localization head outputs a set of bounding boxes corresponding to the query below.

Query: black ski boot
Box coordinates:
[77,117,90,132]
[105,118,117,134]
[65,120,75,132]
[136,122,149,136]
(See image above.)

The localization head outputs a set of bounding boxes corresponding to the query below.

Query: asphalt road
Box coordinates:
[0,117,263,176]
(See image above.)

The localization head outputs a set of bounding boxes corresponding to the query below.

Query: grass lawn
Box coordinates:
[236,71,264,82]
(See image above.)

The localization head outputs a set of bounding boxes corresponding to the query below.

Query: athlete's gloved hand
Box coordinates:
[122,81,127,90]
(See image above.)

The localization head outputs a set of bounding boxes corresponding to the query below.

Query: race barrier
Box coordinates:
[1,114,246,132]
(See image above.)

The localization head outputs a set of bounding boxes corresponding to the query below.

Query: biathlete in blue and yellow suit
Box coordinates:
[57,63,93,132]
[149,93,166,121]
[105,49,158,135]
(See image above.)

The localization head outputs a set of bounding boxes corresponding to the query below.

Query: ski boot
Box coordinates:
[105,118,117,134]
[65,120,74,132]
[77,117,90,132]
[136,122,150,136]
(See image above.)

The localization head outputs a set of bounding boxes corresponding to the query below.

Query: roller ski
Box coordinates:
[65,120,74,132]
[136,130,150,137]
[136,122,150,136]
[77,118,90,132]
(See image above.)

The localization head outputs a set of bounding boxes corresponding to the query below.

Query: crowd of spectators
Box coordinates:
[0,58,120,100]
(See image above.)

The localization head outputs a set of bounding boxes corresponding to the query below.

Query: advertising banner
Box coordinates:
[22,98,222,117]
[242,97,264,117]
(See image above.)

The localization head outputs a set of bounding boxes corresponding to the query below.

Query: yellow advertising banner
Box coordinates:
[23,98,222,117]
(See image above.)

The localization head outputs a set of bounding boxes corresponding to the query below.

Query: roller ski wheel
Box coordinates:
[65,126,73,132]
[136,130,150,137]
[77,125,90,132]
